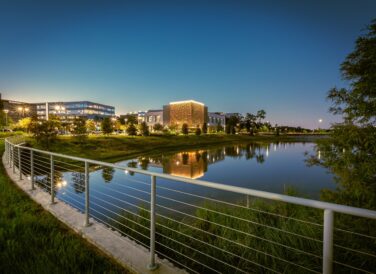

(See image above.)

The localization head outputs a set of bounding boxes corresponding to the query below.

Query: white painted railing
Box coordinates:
[4,137,376,274]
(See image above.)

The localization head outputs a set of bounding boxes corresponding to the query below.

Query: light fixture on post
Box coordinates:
[3,109,9,126]
[17,106,29,117]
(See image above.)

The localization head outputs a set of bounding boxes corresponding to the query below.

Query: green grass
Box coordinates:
[0,139,130,274]
[27,134,324,162]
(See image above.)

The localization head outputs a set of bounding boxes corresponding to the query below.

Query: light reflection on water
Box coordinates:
[43,142,335,219]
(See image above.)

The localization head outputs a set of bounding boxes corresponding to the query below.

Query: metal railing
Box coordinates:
[4,137,376,274]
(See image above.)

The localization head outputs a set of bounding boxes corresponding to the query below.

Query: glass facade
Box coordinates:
[33,101,115,120]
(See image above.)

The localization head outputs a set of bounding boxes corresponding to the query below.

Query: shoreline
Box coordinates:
[27,134,328,163]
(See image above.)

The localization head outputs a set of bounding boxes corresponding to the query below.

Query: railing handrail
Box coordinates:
[5,137,376,220]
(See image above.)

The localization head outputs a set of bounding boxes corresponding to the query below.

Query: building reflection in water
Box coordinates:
[135,142,289,179]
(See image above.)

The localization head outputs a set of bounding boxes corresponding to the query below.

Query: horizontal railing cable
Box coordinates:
[155,203,322,259]
[90,189,150,213]
[90,213,150,250]
[153,249,200,274]
[333,260,374,274]
[90,207,150,241]
[154,240,224,274]
[155,230,283,274]
[90,197,150,231]
[6,139,376,274]
[155,192,322,243]
[334,244,376,259]
[334,227,376,240]
[154,183,323,227]
[114,177,322,242]
[154,218,320,273]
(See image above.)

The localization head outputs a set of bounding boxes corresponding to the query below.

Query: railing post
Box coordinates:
[84,161,91,227]
[5,141,8,165]
[50,155,55,204]
[12,146,16,174]
[323,209,334,274]
[147,175,158,271]
[8,143,12,168]
[18,147,22,180]
[31,150,35,190]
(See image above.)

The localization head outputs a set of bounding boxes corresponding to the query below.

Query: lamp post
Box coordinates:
[3,109,9,126]
[318,119,323,131]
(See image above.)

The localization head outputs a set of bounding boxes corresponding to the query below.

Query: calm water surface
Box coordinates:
[41,142,336,218]
[117,142,335,199]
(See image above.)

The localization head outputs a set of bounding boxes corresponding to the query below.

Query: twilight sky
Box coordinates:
[1,0,375,128]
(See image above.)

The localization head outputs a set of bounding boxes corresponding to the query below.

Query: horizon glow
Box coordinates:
[1,0,375,129]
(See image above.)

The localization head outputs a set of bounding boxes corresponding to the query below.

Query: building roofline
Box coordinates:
[169,100,204,106]
[32,101,114,108]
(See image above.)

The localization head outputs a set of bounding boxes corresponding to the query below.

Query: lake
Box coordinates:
[34,141,337,219]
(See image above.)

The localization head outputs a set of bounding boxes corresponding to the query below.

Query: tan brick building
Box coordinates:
[163,100,208,129]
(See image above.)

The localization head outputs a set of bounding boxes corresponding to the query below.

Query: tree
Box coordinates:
[256,109,266,124]
[139,121,149,136]
[29,115,61,148]
[126,123,137,136]
[195,125,201,136]
[226,115,239,134]
[181,123,189,135]
[244,113,257,135]
[275,124,280,136]
[86,119,96,132]
[15,117,32,132]
[216,122,224,132]
[153,123,163,132]
[113,119,122,132]
[311,19,376,210]
[102,167,115,183]
[202,123,208,134]
[123,114,138,125]
[72,117,87,143]
[101,117,113,135]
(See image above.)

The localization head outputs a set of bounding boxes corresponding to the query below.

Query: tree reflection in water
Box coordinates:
[71,172,85,193]
[102,166,115,183]
[133,142,277,178]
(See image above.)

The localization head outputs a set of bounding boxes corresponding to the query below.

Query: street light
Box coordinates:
[17,106,29,117]
[3,109,9,126]
[54,105,65,112]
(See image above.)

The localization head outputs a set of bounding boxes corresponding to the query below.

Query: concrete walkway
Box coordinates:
[2,154,186,274]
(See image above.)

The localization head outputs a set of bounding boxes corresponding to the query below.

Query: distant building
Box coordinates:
[225,112,242,118]
[121,111,147,124]
[163,100,208,128]
[33,101,115,120]
[136,111,147,124]
[0,94,35,123]
[145,110,163,130]
[208,112,226,128]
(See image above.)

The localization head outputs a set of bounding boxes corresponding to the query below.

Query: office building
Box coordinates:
[145,110,163,130]
[208,112,226,127]
[163,100,208,129]
[0,94,35,123]
[34,101,115,120]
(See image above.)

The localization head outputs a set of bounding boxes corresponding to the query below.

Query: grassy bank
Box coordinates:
[27,134,325,162]
[0,140,130,274]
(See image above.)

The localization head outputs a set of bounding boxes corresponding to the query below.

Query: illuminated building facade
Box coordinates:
[208,112,226,127]
[145,109,163,130]
[33,101,115,120]
[163,100,208,128]
[0,94,35,123]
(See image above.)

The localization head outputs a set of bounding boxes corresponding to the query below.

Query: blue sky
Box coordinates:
[1,0,375,128]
